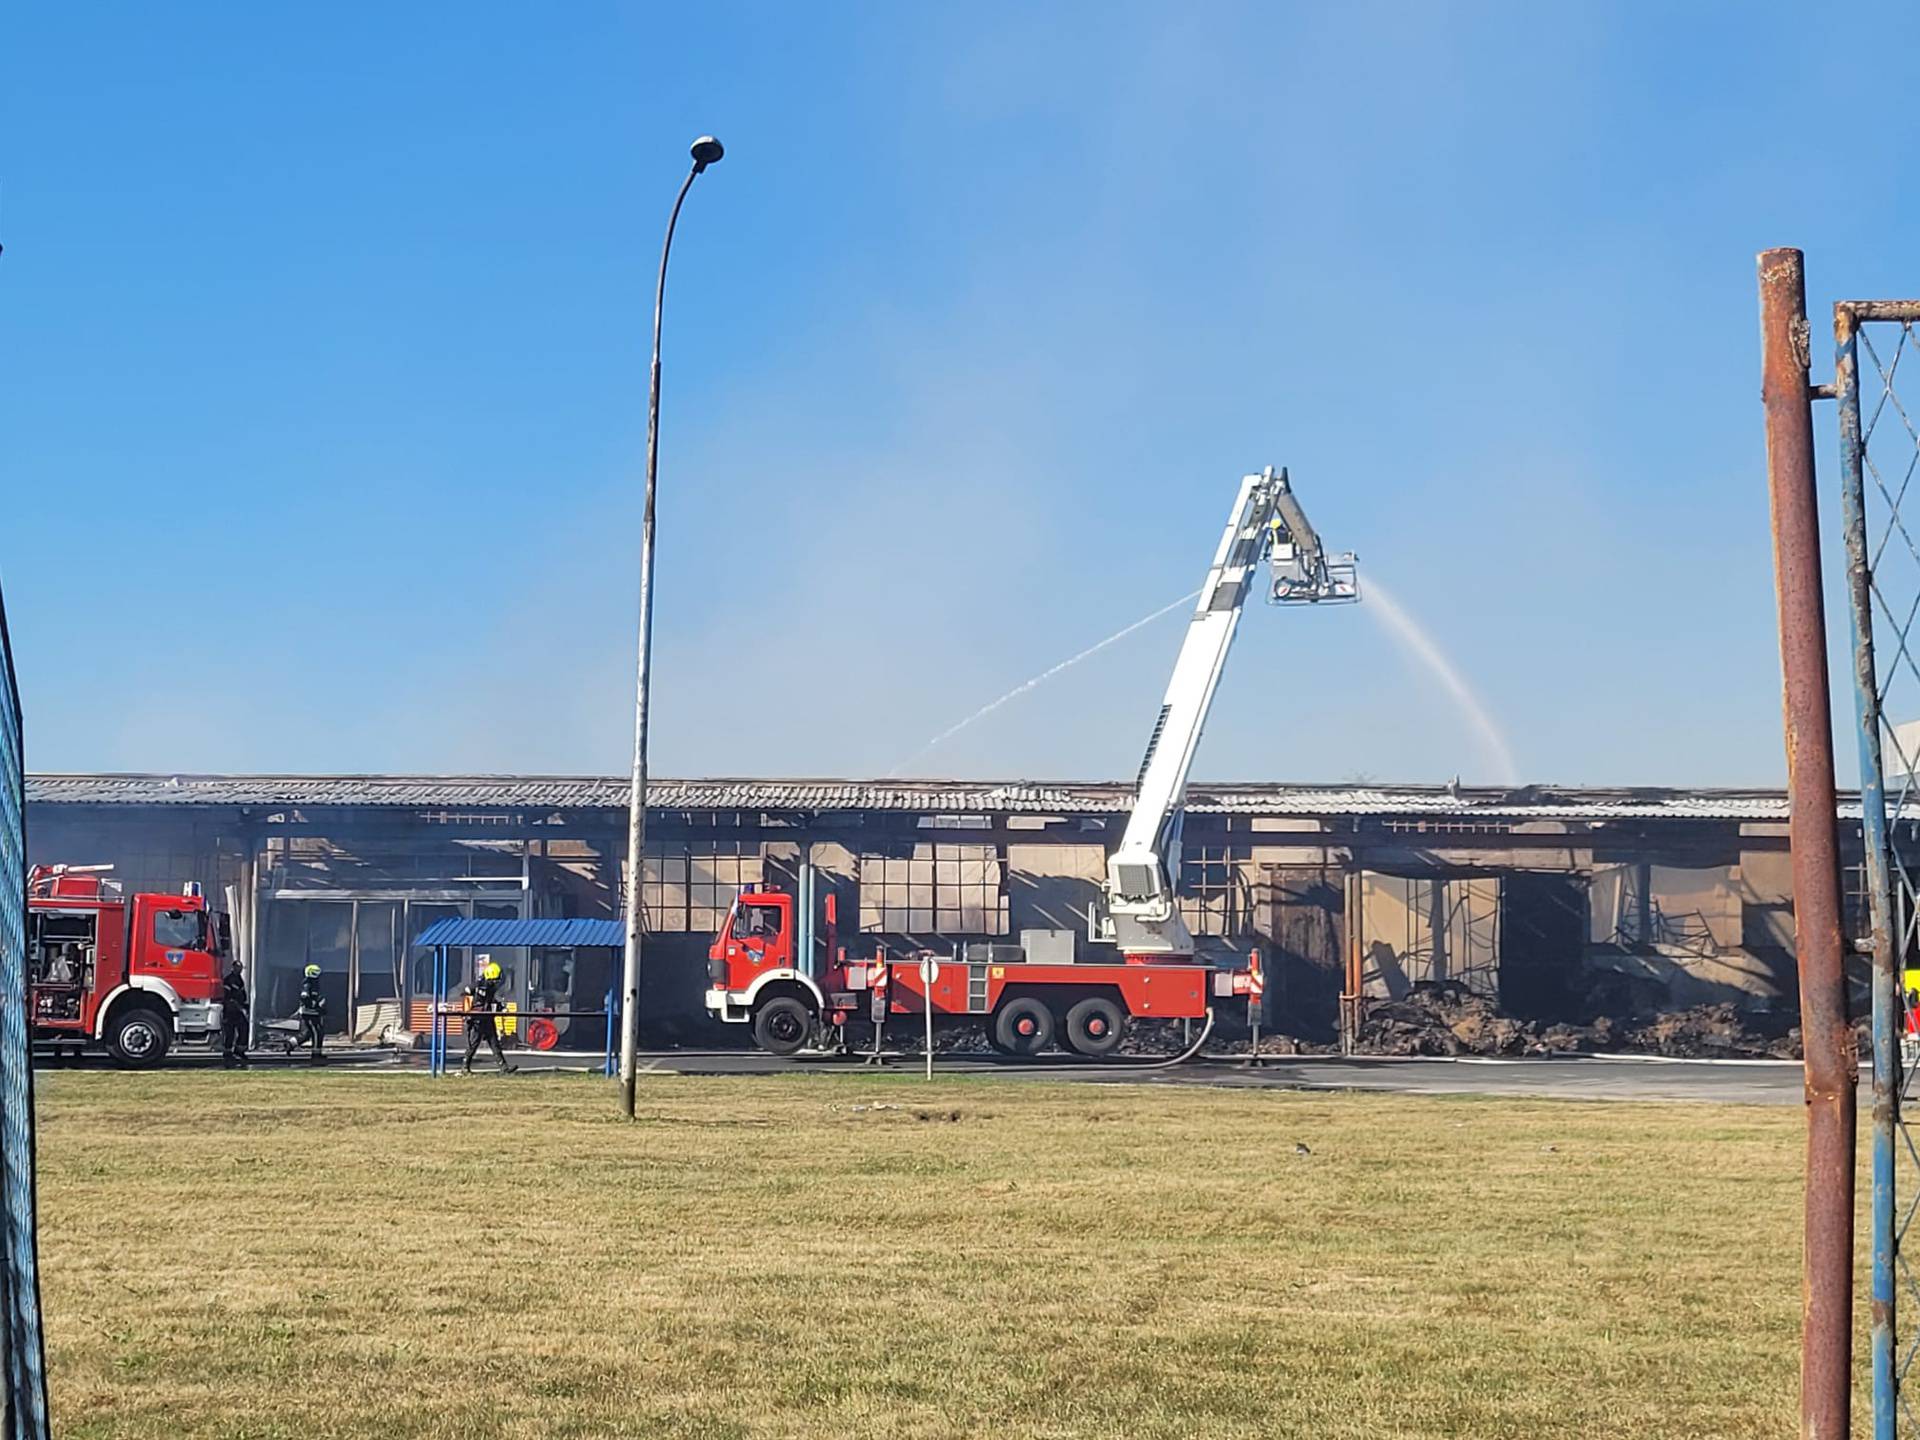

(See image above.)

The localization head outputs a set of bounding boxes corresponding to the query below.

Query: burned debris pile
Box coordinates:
[1351,980,1801,1059]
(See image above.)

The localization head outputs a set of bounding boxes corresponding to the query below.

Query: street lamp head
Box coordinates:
[690,135,725,172]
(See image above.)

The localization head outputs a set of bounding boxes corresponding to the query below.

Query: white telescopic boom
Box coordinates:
[1104,470,1281,955]
[1102,467,1356,959]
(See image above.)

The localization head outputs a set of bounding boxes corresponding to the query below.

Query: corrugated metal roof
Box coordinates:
[411,917,625,948]
[25,773,634,809]
[19,773,1132,812]
[20,773,1107,811]
[1187,788,1830,821]
[19,771,1843,822]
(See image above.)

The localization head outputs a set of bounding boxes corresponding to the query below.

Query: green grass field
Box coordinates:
[31,1069,1808,1439]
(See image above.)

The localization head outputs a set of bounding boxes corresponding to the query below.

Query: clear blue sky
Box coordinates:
[5,2,1917,788]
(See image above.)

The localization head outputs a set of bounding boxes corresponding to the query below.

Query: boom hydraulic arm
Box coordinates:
[1099,467,1356,958]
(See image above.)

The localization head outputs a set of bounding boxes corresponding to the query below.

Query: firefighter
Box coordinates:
[462,955,516,1074]
[296,963,327,1063]
[221,959,250,1069]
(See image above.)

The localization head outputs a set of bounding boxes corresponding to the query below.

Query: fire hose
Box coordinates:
[1126,1005,1217,1069]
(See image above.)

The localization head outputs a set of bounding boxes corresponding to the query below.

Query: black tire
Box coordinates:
[1063,996,1126,1058]
[992,997,1055,1056]
[752,996,815,1057]
[107,1007,172,1069]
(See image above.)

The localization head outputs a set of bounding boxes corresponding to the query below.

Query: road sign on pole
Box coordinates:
[919,957,939,1079]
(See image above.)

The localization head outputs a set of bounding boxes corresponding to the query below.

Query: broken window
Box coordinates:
[858,843,1008,936]
[643,841,763,934]
[1178,845,1244,937]
[1354,873,1502,1000]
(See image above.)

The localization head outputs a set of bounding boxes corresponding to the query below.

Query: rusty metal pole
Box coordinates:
[1759,246,1856,1440]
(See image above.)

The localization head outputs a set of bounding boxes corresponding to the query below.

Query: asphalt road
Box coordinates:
[648,1052,1812,1105]
[578,1048,1809,1105]
[43,1045,1816,1104]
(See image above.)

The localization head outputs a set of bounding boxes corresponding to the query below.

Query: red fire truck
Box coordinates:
[26,864,228,1067]
[706,468,1357,1057]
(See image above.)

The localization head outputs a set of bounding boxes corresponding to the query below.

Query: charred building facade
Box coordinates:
[22,773,1858,1048]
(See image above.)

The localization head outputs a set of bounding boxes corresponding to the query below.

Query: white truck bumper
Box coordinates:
[176,999,222,1041]
[704,988,749,1024]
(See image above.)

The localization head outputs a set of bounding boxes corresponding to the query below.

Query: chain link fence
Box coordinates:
[1837,300,1920,1440]
[0,582,49,1440]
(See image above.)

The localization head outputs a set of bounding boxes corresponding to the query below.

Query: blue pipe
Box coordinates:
[1835,310,1895,1438]
[433,944,447,1077]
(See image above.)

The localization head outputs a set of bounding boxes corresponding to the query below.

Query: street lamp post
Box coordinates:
[621,134,724,1119]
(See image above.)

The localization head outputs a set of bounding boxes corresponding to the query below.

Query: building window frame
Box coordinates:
[859,843,1009,936]
[1178,844,1247,937]
[642,840,763,935]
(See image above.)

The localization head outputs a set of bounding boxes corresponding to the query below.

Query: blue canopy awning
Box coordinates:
[411,917,625,949]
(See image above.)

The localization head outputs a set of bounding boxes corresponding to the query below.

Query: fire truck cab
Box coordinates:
[705,891,830,1055]
[26,865,227,1067]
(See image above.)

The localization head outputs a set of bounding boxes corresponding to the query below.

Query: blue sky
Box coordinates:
[4,2,1917,788]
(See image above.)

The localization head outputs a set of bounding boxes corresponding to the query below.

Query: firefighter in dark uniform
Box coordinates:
[462,956,516,1074]
[221,959,250,1069]
[296,962,327,1063]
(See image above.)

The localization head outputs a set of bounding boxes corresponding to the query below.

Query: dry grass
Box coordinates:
[32,1068,1807,1439]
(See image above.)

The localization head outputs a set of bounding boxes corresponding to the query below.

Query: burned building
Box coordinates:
[21,773,1855,1048]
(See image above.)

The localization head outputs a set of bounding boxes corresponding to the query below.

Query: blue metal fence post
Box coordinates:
[798,851,814,983]
[441,944,451,1076]
[433,944,446,1077]
[1835,301,1898,1438]
[603,984,616,1078]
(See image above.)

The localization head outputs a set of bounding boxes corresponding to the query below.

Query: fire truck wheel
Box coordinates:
[107,1007,173,1069]
[1063,997,1126,1058]
[753,996,815,1057]
[992,997,1055,1056]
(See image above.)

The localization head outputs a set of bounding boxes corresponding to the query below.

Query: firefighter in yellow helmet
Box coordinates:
[295,963,327,1064]
[461,955,516,1075]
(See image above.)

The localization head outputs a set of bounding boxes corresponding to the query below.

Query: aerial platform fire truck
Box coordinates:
[706,467,1358,1057]
[26,864,228,1067]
